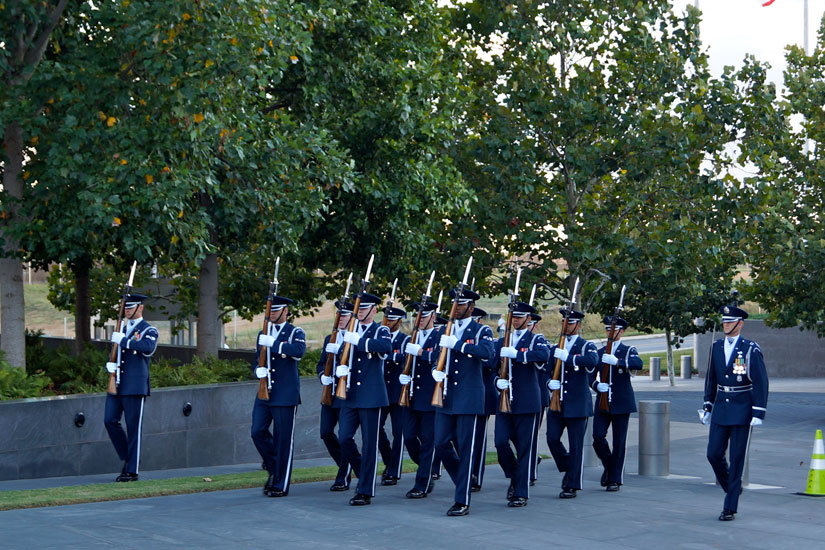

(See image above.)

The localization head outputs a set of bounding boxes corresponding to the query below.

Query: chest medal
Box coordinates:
[732,351,746,382]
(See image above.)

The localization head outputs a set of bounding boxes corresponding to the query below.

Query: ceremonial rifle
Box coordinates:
[320,272,353,406]
[257,258,280,400]
[382,278,398,326]
[549,277,579,412]
[107,261,137,395]
[432,257,473,407]
[335,255,375,400]
[498,267,521,413]
[399,271,435,407]
[598,285,626,412]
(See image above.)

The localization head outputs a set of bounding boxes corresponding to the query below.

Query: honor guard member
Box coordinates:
[336,293,392,506]
[104,294,159,481]
[546,308,599,498]
[251,295,306,497]
[470,307,494,492]
[430,313,449,480]
[493,302,548,507]
[400,301,441,498]
[317,301,359,491]
[701,305,768,521]
[591,316,642,492]
[528,312,549,485]
[432,288,495,516]
[378,306,410,486]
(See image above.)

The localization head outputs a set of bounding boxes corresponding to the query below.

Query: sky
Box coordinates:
[673,0,825,95]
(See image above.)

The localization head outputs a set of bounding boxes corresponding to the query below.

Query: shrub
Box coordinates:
[0,351,52,400]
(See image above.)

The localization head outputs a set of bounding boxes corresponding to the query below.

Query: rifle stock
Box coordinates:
[431,295,460,408]
[106,297,128,395]
[320,307,343,406]
[597,316,620,412]
[257,288,275,400]
[334,293,363,400]
[548,316,570,412]
[398,303,425,407]
[498,299,516,414]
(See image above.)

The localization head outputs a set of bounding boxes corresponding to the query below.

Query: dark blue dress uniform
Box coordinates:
[402,316,442,494]
[104,295,159,478]
[591,324,643,488]
[703,306,768,517]
[471,308,495,490]
[529,316,549,484]
[316,331,357,488]
[433,297,496,509]
[494,314,548,502]
[250,310,306,496]
[337,305,392,499]
[546,327,599,494]
[378,319,410,483]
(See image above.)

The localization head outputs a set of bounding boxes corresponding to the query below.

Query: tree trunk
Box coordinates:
[0,122,27,370]
[196,253,220,358]
[73,258,91,353]
[665,326,675,387]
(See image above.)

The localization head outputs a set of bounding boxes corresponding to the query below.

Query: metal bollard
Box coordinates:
[639,400,670,476]
[680,355,692,380]
[649,357,661,381]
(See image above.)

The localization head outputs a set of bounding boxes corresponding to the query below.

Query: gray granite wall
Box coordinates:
[0,378,330,481]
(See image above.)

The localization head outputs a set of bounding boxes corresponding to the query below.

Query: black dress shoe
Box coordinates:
[263,472,276,495]
[719,510,735,521]
[559,488,577,499]
[506,482,515,501]
[406,488,427,499]
[507,497,528,508]
[381,476,398,486]
[266,487,287,498]
[427,481,435,494]
[600,469,608,487]
[329,481,349,492]
[116,472,139,482]
[606,482,620,492]
[349,493,371,506]
[446,503,469,516]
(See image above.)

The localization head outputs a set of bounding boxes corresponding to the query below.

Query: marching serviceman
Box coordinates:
[590,315,642,492]
[493,302,548,507]
[104,294,159,482]
[430,309,449,480]
[400,301,441,498]
[251,295,306,497]
[701,304,768,521]
[317,301,359,491]
[546,308,599,498]
[470,307,493,492]
[432,287,495,516]
[528,312,548,486]
[336,293,392,506]
[378,306,410,486]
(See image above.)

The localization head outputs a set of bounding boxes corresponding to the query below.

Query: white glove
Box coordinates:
[698,409,710,425]
[431,369,446,382]
[325,342,341,355]
[336,365,349,378]
[548,379,561,391]
[255,367,268,379]
[110,331,126,344]
[597,382,609,393]
[342,331,360,345]
[105,362,118,374]
[554,348,569,362]
[399,374,412,385]
[602,354,618,366]
[258,334,276,347]
[496,378,510,390]
[750,417,762,427]
[405,343,422,356]
[500,347,517,359]
[321,375,334,386]
[439,334,458,349]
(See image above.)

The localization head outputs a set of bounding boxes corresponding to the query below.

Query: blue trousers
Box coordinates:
[546,412,588,490]
[707,423,752,513]
[435,412,479,506]
[104,394,146,474]
[402,408,436,492]
[530,407,546,482]
[495,412,539,499]
[471,414,489,487]
[251,400,297,493]
[339,406,381,496]
[379,404,405,479]
[592,411,630,485]
[320,404,355,486]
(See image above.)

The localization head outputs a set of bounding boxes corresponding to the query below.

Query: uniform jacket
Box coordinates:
[494,329,549,414]
[254,322,306,406]
[341,321,392,409]
[436,318,496,416]
[703,337,768,425]
[383,330,411,404]
[548,335,599,418]
[116,318,159,396]
[591,342,643,415]
[534,333,551,407]
[408,326,442,412]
